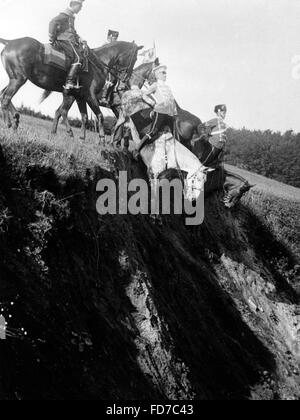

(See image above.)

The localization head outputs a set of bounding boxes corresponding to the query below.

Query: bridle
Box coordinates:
[88,42,138,87]
[130,62,156,88]
[114,62,155,98]
[113,42,138,83]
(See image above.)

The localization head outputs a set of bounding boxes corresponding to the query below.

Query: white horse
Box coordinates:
[127,118,211,201]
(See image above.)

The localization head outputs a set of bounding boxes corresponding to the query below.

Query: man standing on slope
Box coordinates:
[204,104,228,165]
[49,0,86,92]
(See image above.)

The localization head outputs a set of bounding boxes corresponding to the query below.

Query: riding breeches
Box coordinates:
[134,111,175,155]
[146,112,175,144]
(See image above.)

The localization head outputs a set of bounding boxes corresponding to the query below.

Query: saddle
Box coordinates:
[121,89,151,117]
[44,44,67,70]
[43,44,89,72]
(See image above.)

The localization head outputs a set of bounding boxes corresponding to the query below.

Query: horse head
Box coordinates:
[130,57,160,88]
[147,58,160,85]
[112,41,144,83]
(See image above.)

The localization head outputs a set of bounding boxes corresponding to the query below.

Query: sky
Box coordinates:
[0,0,300,132]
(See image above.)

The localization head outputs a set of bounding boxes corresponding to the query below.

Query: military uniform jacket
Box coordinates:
[205,116,227,149]
[143,80,177,117]
[49,9,79,44]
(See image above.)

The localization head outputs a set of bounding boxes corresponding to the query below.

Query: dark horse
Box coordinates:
[0,37,142,140]
[169,102,254,207]
[41,58,158,141]
[175,101,203,147]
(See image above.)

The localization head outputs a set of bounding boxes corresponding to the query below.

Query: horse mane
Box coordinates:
[93,41,137,54]
[133,57,159,72]
[133,62,151,72]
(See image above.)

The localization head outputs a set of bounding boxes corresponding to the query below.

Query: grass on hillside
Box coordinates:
[0,115,113,177]
[226,164,300,203]
[1,113,299,261]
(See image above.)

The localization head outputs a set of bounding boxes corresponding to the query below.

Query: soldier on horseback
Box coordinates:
[49,0,86,92]
[133,64,177,160]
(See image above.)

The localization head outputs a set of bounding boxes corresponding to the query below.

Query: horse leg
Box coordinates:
[0,86,12,127]
[60,94,75,138]
[0,77,26,129]
[76,98,88,140]
[51,104,63,134]
[86,95,105,143]
[9,102,20,130]
[0,87,8,125]
[111,105,120,119]
[51,95,75,135]
[123,125,132,150]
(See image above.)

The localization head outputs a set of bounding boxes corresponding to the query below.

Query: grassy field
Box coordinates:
[0,114,114,177]
[226,164,300,203]
[1,114,299,199]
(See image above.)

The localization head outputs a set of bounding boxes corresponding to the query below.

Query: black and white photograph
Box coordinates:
[0,0,300,404]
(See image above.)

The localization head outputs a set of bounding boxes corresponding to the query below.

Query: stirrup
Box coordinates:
[63,78,82,91]
[63,82,75,90]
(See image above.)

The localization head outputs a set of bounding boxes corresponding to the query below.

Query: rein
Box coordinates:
[88,43,137,86]
[116,43,138,82]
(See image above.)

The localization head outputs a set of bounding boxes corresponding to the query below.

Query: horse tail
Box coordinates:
[0,38,9,46]
[39,90,52,104]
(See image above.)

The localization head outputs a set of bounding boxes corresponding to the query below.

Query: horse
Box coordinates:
[41,58,158,141]
[0,37,142,140]
[190,123,254,207]
[115,91,253,207]
[175,101,203,147]
[165,103,254,207]
[110,58,158,116]
[120,90,211,202]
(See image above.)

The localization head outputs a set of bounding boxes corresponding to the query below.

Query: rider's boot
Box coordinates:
[99,82,113,106]
[64,63,82,93]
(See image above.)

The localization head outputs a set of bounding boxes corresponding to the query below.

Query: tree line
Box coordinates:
[225,128,300,188]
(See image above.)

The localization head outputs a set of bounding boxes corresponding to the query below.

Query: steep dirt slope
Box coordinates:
[0,139,299,400]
